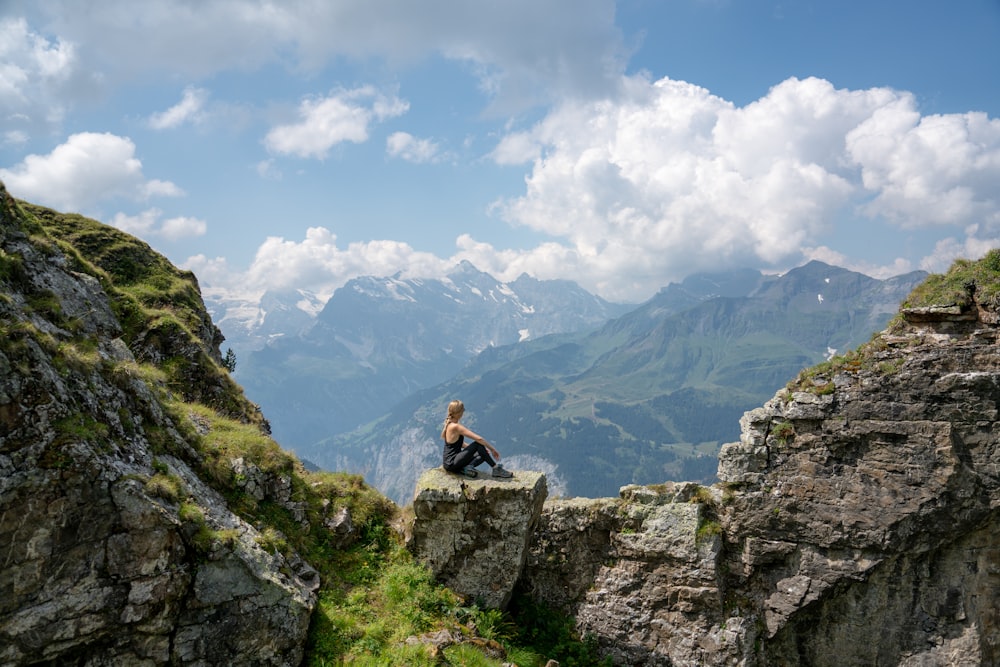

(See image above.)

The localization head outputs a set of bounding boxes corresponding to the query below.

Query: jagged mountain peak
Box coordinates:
[448,258,486,276]
[749,261,880,308]
[662,266,766,299]
[343,274,419,302]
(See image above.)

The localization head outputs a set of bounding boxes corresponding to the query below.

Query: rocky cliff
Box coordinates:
[413,253,1000,666]
[0,184,345,665]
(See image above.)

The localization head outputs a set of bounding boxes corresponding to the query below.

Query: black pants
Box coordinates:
[444,441,496,471]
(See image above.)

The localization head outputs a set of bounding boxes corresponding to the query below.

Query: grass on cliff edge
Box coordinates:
[900,248,1000,311]
[21,200,261,423]
[786,248,1000,395]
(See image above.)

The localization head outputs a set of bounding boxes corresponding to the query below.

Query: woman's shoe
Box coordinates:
[491,465,513,478]
[462,466,478,478]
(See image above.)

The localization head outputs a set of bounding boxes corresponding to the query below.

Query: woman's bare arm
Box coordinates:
[454,423,501,460]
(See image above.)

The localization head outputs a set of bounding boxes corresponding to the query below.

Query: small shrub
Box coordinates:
[38,443,73,469]
[878,358,904,375]
[25,290,62,321]
[509,593,614,667]
[696,519,723,543]
[55,340,100,373]
[213,528,240,549]
[440,644,495,667]
[813,381,836,395]
[472,607,517,644]
[222,347,237,372]
[0,249,29,287]
[178,501,214,556]
[771,421,794,443]
[179,501,205,525]
[690,485,715,506]
[256,526,290,556]
[51,414,110,445]
[145,472,183,502]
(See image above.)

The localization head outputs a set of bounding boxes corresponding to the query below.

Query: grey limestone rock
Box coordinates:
[409,468,547,610]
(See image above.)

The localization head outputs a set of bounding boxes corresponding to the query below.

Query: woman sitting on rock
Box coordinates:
[440,399,513,479]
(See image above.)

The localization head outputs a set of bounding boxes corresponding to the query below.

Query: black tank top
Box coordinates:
[443,435,464,467]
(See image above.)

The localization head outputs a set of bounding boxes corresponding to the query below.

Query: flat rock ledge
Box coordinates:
[409,468,547,609]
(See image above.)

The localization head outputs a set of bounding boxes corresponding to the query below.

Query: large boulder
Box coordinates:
[409,468,546,609]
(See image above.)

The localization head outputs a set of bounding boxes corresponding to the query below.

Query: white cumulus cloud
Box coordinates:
[202,226,451,299]
[486,75,1000,300]
[264,87,409,159]
[255,158,282,181]
[848,110,1000,229]
[110,208,206,241]
[0,16,93,136]
[0,132,183,211]
[160,215,207,240]
[386,132,442,163]
[148,86,208,129]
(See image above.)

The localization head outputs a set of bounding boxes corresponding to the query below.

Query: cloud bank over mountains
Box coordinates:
[190,74,1000,302]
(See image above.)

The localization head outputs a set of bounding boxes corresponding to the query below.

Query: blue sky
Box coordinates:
[1,0,998,304]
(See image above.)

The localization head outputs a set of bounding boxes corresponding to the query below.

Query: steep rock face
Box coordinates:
[521,484,732,666]
[409,469,547,609]
[715,303,1000,666]
[0,185,317,665]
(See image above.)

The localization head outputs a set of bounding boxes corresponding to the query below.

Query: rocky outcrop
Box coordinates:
[714,304,1000,666]
[0,184,318,665]
[0,450,317,665]
[409,468,546,609]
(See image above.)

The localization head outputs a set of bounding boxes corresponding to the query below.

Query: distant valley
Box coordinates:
[207,261,927,504]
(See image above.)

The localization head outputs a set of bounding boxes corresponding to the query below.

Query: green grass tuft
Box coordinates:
[903,248,1000,310]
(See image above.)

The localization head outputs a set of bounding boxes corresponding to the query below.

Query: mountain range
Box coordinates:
[208,260,926,504]
[207,261,631,449]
